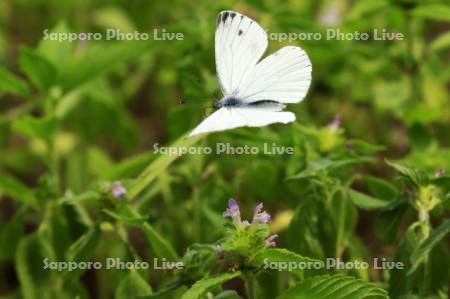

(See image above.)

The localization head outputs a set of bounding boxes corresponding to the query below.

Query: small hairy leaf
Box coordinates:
[277,274,388,299]
[181,271,241,299]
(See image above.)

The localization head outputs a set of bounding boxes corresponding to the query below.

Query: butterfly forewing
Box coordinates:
[215,11,268,96]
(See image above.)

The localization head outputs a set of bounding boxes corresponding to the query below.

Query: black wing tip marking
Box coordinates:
[218,11,244,24]
[238,29,243,36]
[222,11,230,23]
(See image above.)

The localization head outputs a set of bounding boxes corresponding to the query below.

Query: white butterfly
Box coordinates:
[189,10,312,137]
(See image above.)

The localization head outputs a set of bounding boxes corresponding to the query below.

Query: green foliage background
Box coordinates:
[0,0,449,298]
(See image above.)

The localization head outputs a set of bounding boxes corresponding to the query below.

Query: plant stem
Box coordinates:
[245,273,257,299]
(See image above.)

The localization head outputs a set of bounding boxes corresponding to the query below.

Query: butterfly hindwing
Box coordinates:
[188,107,295,137]
[237,46,312,103]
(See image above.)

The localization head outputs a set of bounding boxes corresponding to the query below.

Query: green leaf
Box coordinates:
[110,205,178,260]
[277,274,388,299]
[116,269,152,299]
[127,134,203,199]
[374,203,408,244]
[213,290,241,299]
[18,47,57,92]
[388,225,420,297]
[409,219,450,274]
[15,234,50,299]
[427,243,450,297]
[38,22,73,68]
[348,189,395,210]
[0,207,26,260]
[332,190,357,258]
[430,31,450,52]
[288,157,372,180]
[58,190,102,206]
[253,248,323,278]
[61,40,153,92]
[0,65,30,96]
[346,0,390,20]
[65,225,101,262]
[412,4,450,22]
[11,116,56,143]
[102,151,154,180]
[363,175,399,200]
[142,222,178,261]
[288,199,325,259]
[385,159,429,187]
[181,271,241,299]
[0,174,35,205]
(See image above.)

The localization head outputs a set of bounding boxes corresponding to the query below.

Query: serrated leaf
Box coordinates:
[254,248,323,278]
[385,159,429,187]
[277,274,388,299]
[254,248,322,266]
[409,219,450,274]
[181,271,241,299]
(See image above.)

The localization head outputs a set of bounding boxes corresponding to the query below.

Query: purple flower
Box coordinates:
[252,203,271,224]
[265,234,278,247]
[223,199,241,226]
[436,168,445,177]
[111,181,127,199]
[328,114,341,130]
[242,220,250,228]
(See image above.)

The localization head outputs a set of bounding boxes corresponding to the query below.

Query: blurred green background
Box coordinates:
[0,0,449,298]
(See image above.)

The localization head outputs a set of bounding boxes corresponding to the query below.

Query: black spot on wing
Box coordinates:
[238,29,243,36]
[230,12,236,19]
[222,12,229,23]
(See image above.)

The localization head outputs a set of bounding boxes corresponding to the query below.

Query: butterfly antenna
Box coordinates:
[178,98,209,105]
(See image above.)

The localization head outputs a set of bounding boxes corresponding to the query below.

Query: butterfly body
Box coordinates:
[188,10,312,137]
